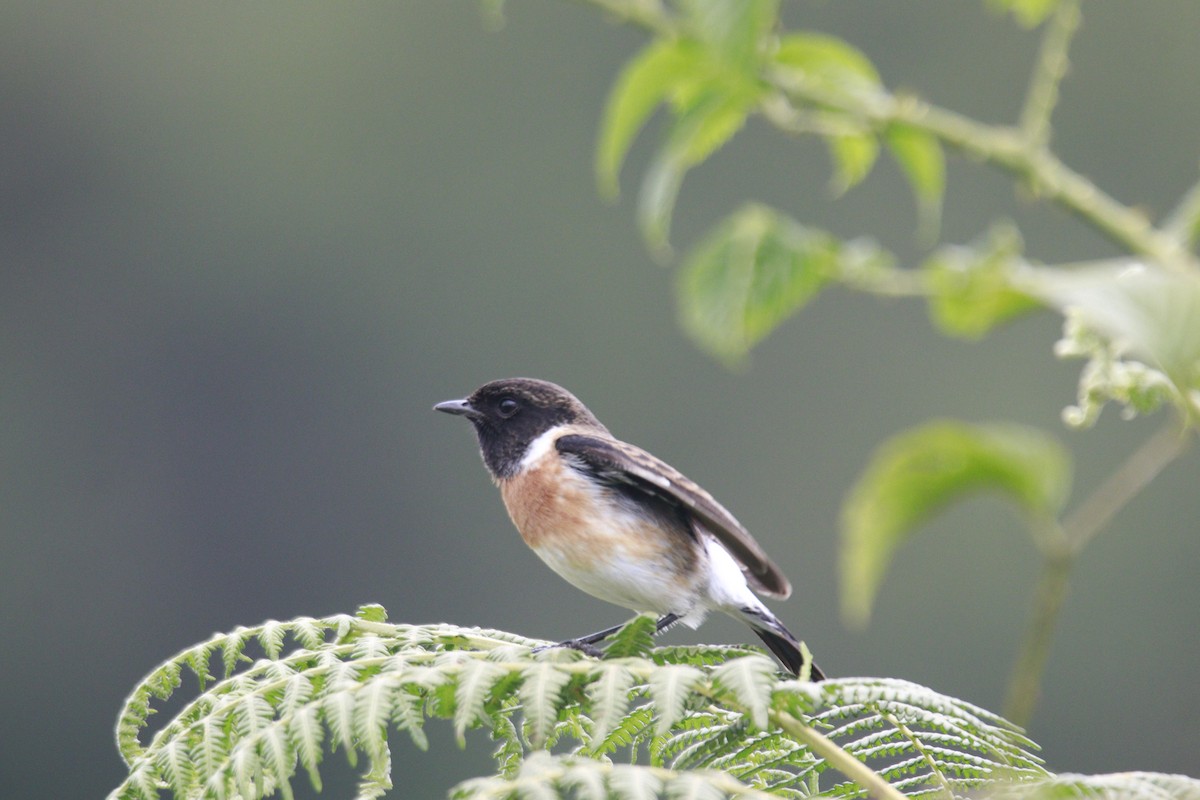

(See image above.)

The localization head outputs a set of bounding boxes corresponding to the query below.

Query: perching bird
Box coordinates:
[434,377,824,679]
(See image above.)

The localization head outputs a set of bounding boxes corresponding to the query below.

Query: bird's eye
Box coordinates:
[498,398,519,418]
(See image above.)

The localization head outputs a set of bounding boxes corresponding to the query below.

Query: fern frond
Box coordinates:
[603,613,659,659]
[450,751,777,800]
[586,662,637,742]
[649,664,706,734]
[987,772,1200,800]
[109,610,1059,800]
[520,662,575,747]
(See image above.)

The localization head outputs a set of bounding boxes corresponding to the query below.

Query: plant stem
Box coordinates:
[1019,0,1081,148]
[1004,549,1072,727]
[770,708,909,800]
[1004,420,1191,725]
[1061,419,1191,553]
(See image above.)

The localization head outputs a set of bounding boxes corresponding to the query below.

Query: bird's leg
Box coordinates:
[534,613,682,657]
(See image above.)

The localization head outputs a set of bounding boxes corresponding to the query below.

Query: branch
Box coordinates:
[569,0,1199,273]
[1019,0,1082,148]
[1061,419,1191,552]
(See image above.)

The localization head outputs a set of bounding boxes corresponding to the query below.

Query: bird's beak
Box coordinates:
[434,398,481,420]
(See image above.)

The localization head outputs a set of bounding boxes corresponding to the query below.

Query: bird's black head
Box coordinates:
[434,378,607,479]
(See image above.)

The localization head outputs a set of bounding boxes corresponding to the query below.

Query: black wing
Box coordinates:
[555,433,792,599]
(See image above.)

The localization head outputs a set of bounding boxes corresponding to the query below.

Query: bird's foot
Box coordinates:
[532,639,604,658]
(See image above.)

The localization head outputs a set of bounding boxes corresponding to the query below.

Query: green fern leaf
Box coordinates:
[154,737,194,797]
[990,771,1200,800]
[455,658,507,744]
[353,748,393,800]
[712,656,777,730]
[355,677,392,760]
[221,628,250,678]
[585,703,657,757]
[258,620,288,660]
[391,685,429,751]
[604,613,659,659]
[322,685,359,767]
[290,704,324,791]
[586,663,636,743]
[610,762,665,799]
[649,664,706,735]
[230,740,258,800]
[260,725,295,800]
[520,662,573,748]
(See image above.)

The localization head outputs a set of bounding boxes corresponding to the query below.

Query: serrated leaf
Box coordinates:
[886,123,945,240]
[597,39,703,198]
[391,686,429,751]
[604,613,658,659]
[677,204,843,363]
[610,763,665,800]
[649,665,705,735]
[840,421,1072,627]
[520,663,573,748]
[155,738,194,797]
[323,689,358,766]
[454,659,506,745]
[988,771,1200,800]
[260,725,295,800]
[258,621,287,660]
[221,629,249,678]
[712,656,777,730]
[923,226,1039,339]
[355,679,392,760]
[586,664,636,743]
[290,705,324,792]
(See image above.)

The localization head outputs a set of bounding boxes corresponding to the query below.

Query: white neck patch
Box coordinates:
[517,425,568,472]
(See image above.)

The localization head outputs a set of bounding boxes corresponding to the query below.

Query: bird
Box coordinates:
[434,377,824,680]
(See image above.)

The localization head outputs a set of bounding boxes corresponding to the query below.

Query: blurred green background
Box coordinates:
[2,2,1197,796]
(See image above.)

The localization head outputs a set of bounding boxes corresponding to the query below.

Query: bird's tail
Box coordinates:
[737,605,826,681]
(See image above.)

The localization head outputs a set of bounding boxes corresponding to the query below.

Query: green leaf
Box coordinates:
[988,771,1200,800]
[677,0,779,71]
[639,87,758,254]
[596,40,703,199]
[677,204,844,364]
[586,664,635,743]
[826,132,879,194]
[355,603,388,623]
[886,123,945,240]
[987,0,1062,28]
[604,613,658,659]
[648,664,705,734]
[454,659,506,744]
[841,421,1072,627]
[1025,263,1200,391]
[712,656,777,730]
[520,663,572,748]
[923,225,1040,339]
[773,32,882,94]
